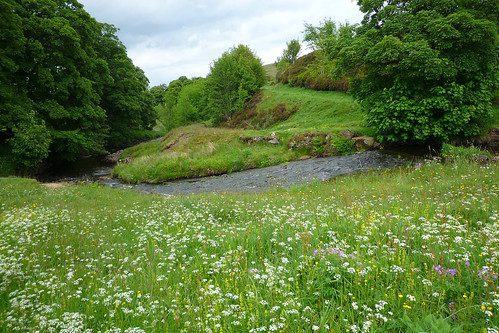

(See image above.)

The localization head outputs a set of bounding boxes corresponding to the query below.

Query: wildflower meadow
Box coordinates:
[0,161,497,332]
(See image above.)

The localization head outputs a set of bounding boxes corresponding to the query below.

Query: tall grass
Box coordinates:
[0,161,497,332]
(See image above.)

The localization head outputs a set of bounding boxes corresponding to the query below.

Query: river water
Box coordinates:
[38,151,410,196]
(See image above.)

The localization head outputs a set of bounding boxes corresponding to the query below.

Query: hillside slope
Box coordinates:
[113,85,368,183]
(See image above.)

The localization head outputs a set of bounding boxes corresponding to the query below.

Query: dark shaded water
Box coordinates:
[38,150,412,196]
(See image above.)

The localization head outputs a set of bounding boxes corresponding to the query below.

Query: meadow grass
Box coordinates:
[113,85,367,183]
[0,160,497,332]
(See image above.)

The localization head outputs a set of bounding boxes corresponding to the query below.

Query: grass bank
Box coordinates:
[113,84,367,183]
[0,161,497,332]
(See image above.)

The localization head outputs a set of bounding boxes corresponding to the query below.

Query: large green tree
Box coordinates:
[207,45,266,123]
[339,0,498,143]
[97,23,155,148]
[0,0,155,170]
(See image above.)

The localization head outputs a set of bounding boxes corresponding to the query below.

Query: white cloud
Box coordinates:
[79,0,362,85]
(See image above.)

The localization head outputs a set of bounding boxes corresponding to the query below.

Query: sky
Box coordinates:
[79,0,363,86]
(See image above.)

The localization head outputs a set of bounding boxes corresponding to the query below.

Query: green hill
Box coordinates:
[263,63,277,81]
[113,84,368,183]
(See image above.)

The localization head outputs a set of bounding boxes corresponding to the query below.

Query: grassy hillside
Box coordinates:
[1,160,497,332]
[263,63,277,81]
[113,84,367,183]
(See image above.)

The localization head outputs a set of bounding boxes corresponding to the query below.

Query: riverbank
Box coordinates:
[112,85,370,183]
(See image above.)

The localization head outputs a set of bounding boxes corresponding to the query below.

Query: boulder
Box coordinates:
[352,136,381,150]
[240,133,280,145]
[340,130,357,140]
[104,150,123,164]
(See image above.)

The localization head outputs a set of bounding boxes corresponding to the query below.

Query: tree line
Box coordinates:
[154,45,266,132]
[0,0,156,171]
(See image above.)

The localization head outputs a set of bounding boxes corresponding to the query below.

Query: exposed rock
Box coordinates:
[104,150,123,164]
[288,132,336,157]
[473,155,490,165]
[352,136,381,150]
[268,138,280,145]
[340,130,357,140]
[240,133,280,145]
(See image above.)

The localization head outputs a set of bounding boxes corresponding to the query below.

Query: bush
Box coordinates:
[9,121,51,171]
[278,51,348,92]
[339,2,498,143]
[331,135,355,155]
[207,45,266,123]
[156,76,193,131]
[172,78,210,127]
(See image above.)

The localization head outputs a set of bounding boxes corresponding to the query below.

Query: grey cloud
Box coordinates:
[79,0,362,85]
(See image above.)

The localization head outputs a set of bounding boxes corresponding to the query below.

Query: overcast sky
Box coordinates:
[79,0,363,86]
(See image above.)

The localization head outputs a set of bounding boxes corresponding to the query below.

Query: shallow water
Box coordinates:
[100,151,407,195]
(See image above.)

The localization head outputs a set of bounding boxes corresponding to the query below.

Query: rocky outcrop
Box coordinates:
[240,132,280,145]
[351,136,381,150]
[103,150,123,164]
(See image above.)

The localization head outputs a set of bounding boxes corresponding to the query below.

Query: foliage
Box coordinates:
[171,78,210,127]
[9,119,51,170]
[304,19,357,59]
[149,84,168,106]
[275,39,301,76]
[401,314,463,333]
[207,45,266,123]
[0,0,155,170]
[441,143,492,162]
[339,0,498,143]
[113,85,367,183]
[278,51,349,92]
[1,161,497,332]
[331,135,355,155]
[155,76,193,131]
[96,23,156,149]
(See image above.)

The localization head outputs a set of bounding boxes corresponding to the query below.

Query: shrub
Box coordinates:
[278,51,348,92]
[207,45,266,123]
[172,78,209,127]
[331,135,355,155]
[339,1,498,143]
[9,121,51,171]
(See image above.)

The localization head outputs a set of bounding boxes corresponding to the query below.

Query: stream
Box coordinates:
[38,150,410,196]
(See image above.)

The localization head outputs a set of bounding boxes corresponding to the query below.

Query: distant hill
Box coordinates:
[263,63,277,82]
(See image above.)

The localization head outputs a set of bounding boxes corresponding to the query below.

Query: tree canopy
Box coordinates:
[207,45,266,123]
[338,0,498,143]
[0,0,155,170]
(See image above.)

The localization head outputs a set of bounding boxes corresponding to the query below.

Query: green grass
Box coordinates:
[114,84,367,183]
[263,63,277,81]
[0,161,497,332]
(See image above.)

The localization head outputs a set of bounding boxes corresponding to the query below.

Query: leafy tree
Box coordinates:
[149,84,168,106]
[304,19,357,59]
[277,39,301,65]
[9,117,51,170]
[276,39,301,77]
[156,76,193,130]
[207,45,266,123]
[339,0,498,143]
[0,0,156,170]
[97,23,156,148]
[171,78,209,127]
